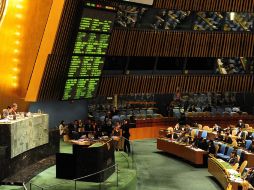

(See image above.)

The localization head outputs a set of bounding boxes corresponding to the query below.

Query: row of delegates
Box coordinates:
[58,119,100,140]
[213,120,245,133]
[2,103,18,119]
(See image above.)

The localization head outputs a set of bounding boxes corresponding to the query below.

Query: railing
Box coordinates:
[23,182,28,190]
[121,136,136,169]
[28,136,137,190]
[29,164,118,190]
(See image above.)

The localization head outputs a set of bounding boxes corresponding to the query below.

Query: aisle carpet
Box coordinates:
[133,139,222,190]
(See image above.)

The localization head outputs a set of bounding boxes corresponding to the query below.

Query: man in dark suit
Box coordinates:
[121,120,131,154]
[224,133,233,144]
[236,120,245,129]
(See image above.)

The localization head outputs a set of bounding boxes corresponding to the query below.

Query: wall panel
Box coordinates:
[98,75,254,96]
[153,0,254,12]
[108,29,254,57]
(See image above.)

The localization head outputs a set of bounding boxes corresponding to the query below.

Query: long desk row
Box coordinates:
[157,138,208,165]
[157,138,252,189]
[136,115,254,128]
[158,135,254,167]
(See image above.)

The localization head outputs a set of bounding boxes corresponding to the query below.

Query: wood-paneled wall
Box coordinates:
[37,0,83,101]
[153,0,254,12]
[98,75,254,96]
[87,0,254,12]
[0,0,53,110]
[108,29,254,57]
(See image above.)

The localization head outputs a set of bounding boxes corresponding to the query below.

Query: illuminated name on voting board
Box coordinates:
[68,56,104,77]
[80,18,112,32]
[62,7,115,100]
[79,8,115,32]
[73,32,110,54]
[63,78,100,100]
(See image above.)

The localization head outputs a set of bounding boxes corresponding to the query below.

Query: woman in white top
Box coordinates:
[59,120,66,136]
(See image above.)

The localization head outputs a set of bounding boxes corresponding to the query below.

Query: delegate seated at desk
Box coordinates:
[236,120,245,129]
[11,103,18,115]
[228,151,238,166]
[2,106,12,119]
[224,133,233,144]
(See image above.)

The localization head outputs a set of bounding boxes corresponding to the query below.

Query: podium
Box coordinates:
[56,140,115,182]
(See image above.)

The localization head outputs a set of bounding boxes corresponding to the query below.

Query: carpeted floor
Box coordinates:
[1,139,224,190]
[133,139,222,190]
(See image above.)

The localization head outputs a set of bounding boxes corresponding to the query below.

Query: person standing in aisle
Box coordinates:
[122,119,131,154]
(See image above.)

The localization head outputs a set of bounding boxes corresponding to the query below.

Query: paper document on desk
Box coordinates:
[229,176,243,183]
[217,159,224,162]
[227,169,239,175]
[186,146,204,151]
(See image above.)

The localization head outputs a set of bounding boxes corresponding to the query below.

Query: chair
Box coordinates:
[226,183,232,190]
[191,129,197,139]
[214,144,220,155]
[231,129,237,136]
[231,140,238,147]
[167,127,174,136]
[245,140,252,150]
[242,180,250,190]
[237,155,240,163]
[112,115,120,123]
[195,129,199,136]
[63,134,70,142]
[217,146,234,161]
[239,160,248,176]
[201,130,208,138]
[242,131,248,140]
[232,163,239,170]
[217,144,227,157]
[203,126,210,131]
[236,149,242,160]
[187,112,193,117]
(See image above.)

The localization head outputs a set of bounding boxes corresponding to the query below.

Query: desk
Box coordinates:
[136,115,254,129]
[208,157,248,190]
[0,114,54,182]
[130,126,162,140]
[56,140,115,182]
[157,138,208,165]
[0,114,49,158]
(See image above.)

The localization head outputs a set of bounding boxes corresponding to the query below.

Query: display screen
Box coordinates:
[62,7,115,100]
[68,56,105,77]
[62,78,100,100]
[123,0,154,5]
[73,32,110,54]
[80,8,115,32]
[85,2,116,11]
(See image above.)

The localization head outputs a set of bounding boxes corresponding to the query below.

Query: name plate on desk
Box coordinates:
[9,114,49,158]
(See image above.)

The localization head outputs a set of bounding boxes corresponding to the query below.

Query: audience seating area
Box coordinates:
[114,5,254,33]
[171,92,247,118]
[217,58,246,74]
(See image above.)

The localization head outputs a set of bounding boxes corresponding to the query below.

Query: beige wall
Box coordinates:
[0,0,53,111]
[25,0,66,102]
